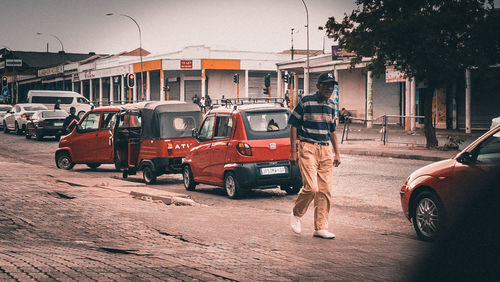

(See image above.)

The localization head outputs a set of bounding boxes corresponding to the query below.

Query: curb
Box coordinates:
[341,149,454,162]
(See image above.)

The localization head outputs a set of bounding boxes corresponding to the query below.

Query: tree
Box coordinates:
[324,0,500,148]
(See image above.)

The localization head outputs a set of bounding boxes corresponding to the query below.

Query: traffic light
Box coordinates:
[1,76,7,87]
[264,73,271,87]
[233,74,239,84]
[127,73,135,88]
[283,74,288,84]
[263,88,269,95]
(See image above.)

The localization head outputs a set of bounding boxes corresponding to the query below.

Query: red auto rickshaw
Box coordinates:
[112,101,202,184]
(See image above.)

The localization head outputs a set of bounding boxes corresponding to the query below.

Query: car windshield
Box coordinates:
[158,112,201,138]
[24,106,47,111]
[42,110,67,118]
[0,106,11,111]
[245,111,289,132]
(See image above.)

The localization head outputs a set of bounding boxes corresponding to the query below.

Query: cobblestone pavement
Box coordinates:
[0,154,428,281]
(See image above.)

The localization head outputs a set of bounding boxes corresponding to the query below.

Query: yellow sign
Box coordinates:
[201,59,240,70]
[133,60,162,72]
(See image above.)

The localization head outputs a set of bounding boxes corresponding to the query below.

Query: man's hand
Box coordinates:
[333,154,341,167]
[290,151,297,165]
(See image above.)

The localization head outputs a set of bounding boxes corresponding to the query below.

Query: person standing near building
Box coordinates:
[288,72,341,239]
[199,96,206,113]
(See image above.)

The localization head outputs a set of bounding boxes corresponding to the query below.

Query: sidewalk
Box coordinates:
[337,123,486,161]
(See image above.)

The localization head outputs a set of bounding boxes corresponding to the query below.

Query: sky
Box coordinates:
[0,0,357,56]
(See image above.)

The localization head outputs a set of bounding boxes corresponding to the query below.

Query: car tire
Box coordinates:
[56,152,75,170]
[55,135,60,141]
[143,166,157,185]
[25,129,31,139]
[15,122,22,135]
[87,164,100,170]
[412,191,445,241]
[283,185,301,195]
[224,172,243,199]
[3,121,9,133]
[183,165,197,191]
[34,131,43,141]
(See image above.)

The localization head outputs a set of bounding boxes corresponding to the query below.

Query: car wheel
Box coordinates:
[25,129,31,139]
[56,152,74,170]
[15,122,22,135]
[183,165,197,191]
[55,135,60,141]
[3,121,9,133]
[412,191,445,241]
[34,131,43,141]
[143,166,157,185]
[87,164,100,169]
[283,185,301,195]
[224,172,243,199]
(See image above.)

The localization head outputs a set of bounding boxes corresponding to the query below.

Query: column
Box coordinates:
[121,75,125,104]
[99,78,103,106]
[366,71,373,128]
[465,68,471,133]
[201,69,206,98]
[245,70,249,98]
[410,77,416,131]
[180,73,185,101]
[89,79,93,104]
[160,70,165,101]
[276,68,282,98]
[294,73,299,107]
[109,76,114,105]
[405,77,411,131]
[72,80,75,92]
[146,71,151,101]
[304,68,309,95]
[133,82,137,102]
[80,81,83,95]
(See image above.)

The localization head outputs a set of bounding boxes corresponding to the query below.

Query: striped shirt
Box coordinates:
[288,92,336,143]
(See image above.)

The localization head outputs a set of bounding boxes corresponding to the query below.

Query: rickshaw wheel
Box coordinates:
[143,166,157,185]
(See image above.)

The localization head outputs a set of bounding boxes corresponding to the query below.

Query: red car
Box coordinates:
[55,106,120,170]
[400,125,500,241]
[182,101,302,199]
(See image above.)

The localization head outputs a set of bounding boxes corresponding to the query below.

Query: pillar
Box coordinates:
[160,70,165,101]
[80,81,83,95]
[201,69,206,98]
[245,70,249,98]
[465,68,471,133]
[99,78,103,106]
[405,78,411,131]
[294,73,299,107]
[121,75,125,104]
[180,73,185,101]
[304,68,309,95]
[366,71,373,128]
[89,79,93,104]
[277,68,282,98]
[410,77,416,131]
[146,71,151,101]
[109,76,114,105]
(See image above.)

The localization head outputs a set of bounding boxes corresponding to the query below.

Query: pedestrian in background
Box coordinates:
[54,99,61,110]
[288,72,341,239]
[206,95,212,110]
[63,106,78,134]
[192,94,199,105]
[199,96,206,113]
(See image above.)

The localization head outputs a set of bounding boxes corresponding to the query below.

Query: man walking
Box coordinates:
[288,72,341,239]
[63,106,79,134]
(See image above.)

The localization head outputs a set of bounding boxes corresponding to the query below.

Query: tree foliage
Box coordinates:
[325,0,499,86]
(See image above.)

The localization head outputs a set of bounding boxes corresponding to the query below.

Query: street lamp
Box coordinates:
[106,13,144,101]
[36,32,64,52]
[37,32,65,89]
[301,0,310,95]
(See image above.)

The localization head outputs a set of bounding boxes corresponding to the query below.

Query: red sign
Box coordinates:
[180,60,193,69]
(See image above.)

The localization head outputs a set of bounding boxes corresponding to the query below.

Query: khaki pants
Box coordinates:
[293,141,333,230]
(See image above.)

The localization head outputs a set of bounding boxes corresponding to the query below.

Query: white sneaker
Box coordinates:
[313,229,335,239]
[290,213,301,234]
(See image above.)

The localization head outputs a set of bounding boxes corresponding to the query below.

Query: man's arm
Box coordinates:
[330,131,341,167]
[289,126,297,165]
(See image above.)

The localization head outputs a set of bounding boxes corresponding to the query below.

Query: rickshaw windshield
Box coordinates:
[158,112,201,138]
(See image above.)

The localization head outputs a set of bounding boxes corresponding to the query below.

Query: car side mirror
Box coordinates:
[457,152,475,165]
[192,128,199,139]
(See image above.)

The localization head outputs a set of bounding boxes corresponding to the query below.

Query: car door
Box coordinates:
[206,114,233,183]
[93,111,117,163]
[451,128,500,210]
[5,105,19,129]
[70,111,102,162]
[190,115,216,182]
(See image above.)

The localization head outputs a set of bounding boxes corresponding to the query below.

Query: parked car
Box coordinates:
[27,90,93,118]
[25,109,67,140]
[491,116,500,129]
[400,124,500,241]
[55,106,120,170]
[182,101,302,199]
[112,101,202,184]
[0,105,12,129]
[3,103,48,134]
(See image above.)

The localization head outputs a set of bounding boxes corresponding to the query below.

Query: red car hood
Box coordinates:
[408,158,456,183]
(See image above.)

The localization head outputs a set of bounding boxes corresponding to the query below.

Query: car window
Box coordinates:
[198,115,215,140]
[475,134,500,164]
[119,114,141,128]
[79,112,100,131]
[0,106,11,111]
[24,106,47,111]
[15,105,20,112]
[32,96,73,104]
[77,97,89,104]
[245,111,288,132]
[214,115,233,138]
[101,112,117,129]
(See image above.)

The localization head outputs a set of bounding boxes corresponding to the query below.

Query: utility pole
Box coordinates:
[291,28,295,60]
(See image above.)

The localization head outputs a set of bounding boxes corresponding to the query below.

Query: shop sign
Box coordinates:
[0,61,4,69]
[181,60,193,69]
[385,65,405,83]
[38,65,63,77]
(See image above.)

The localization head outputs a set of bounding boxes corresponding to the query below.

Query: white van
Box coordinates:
[27,90,93,118]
